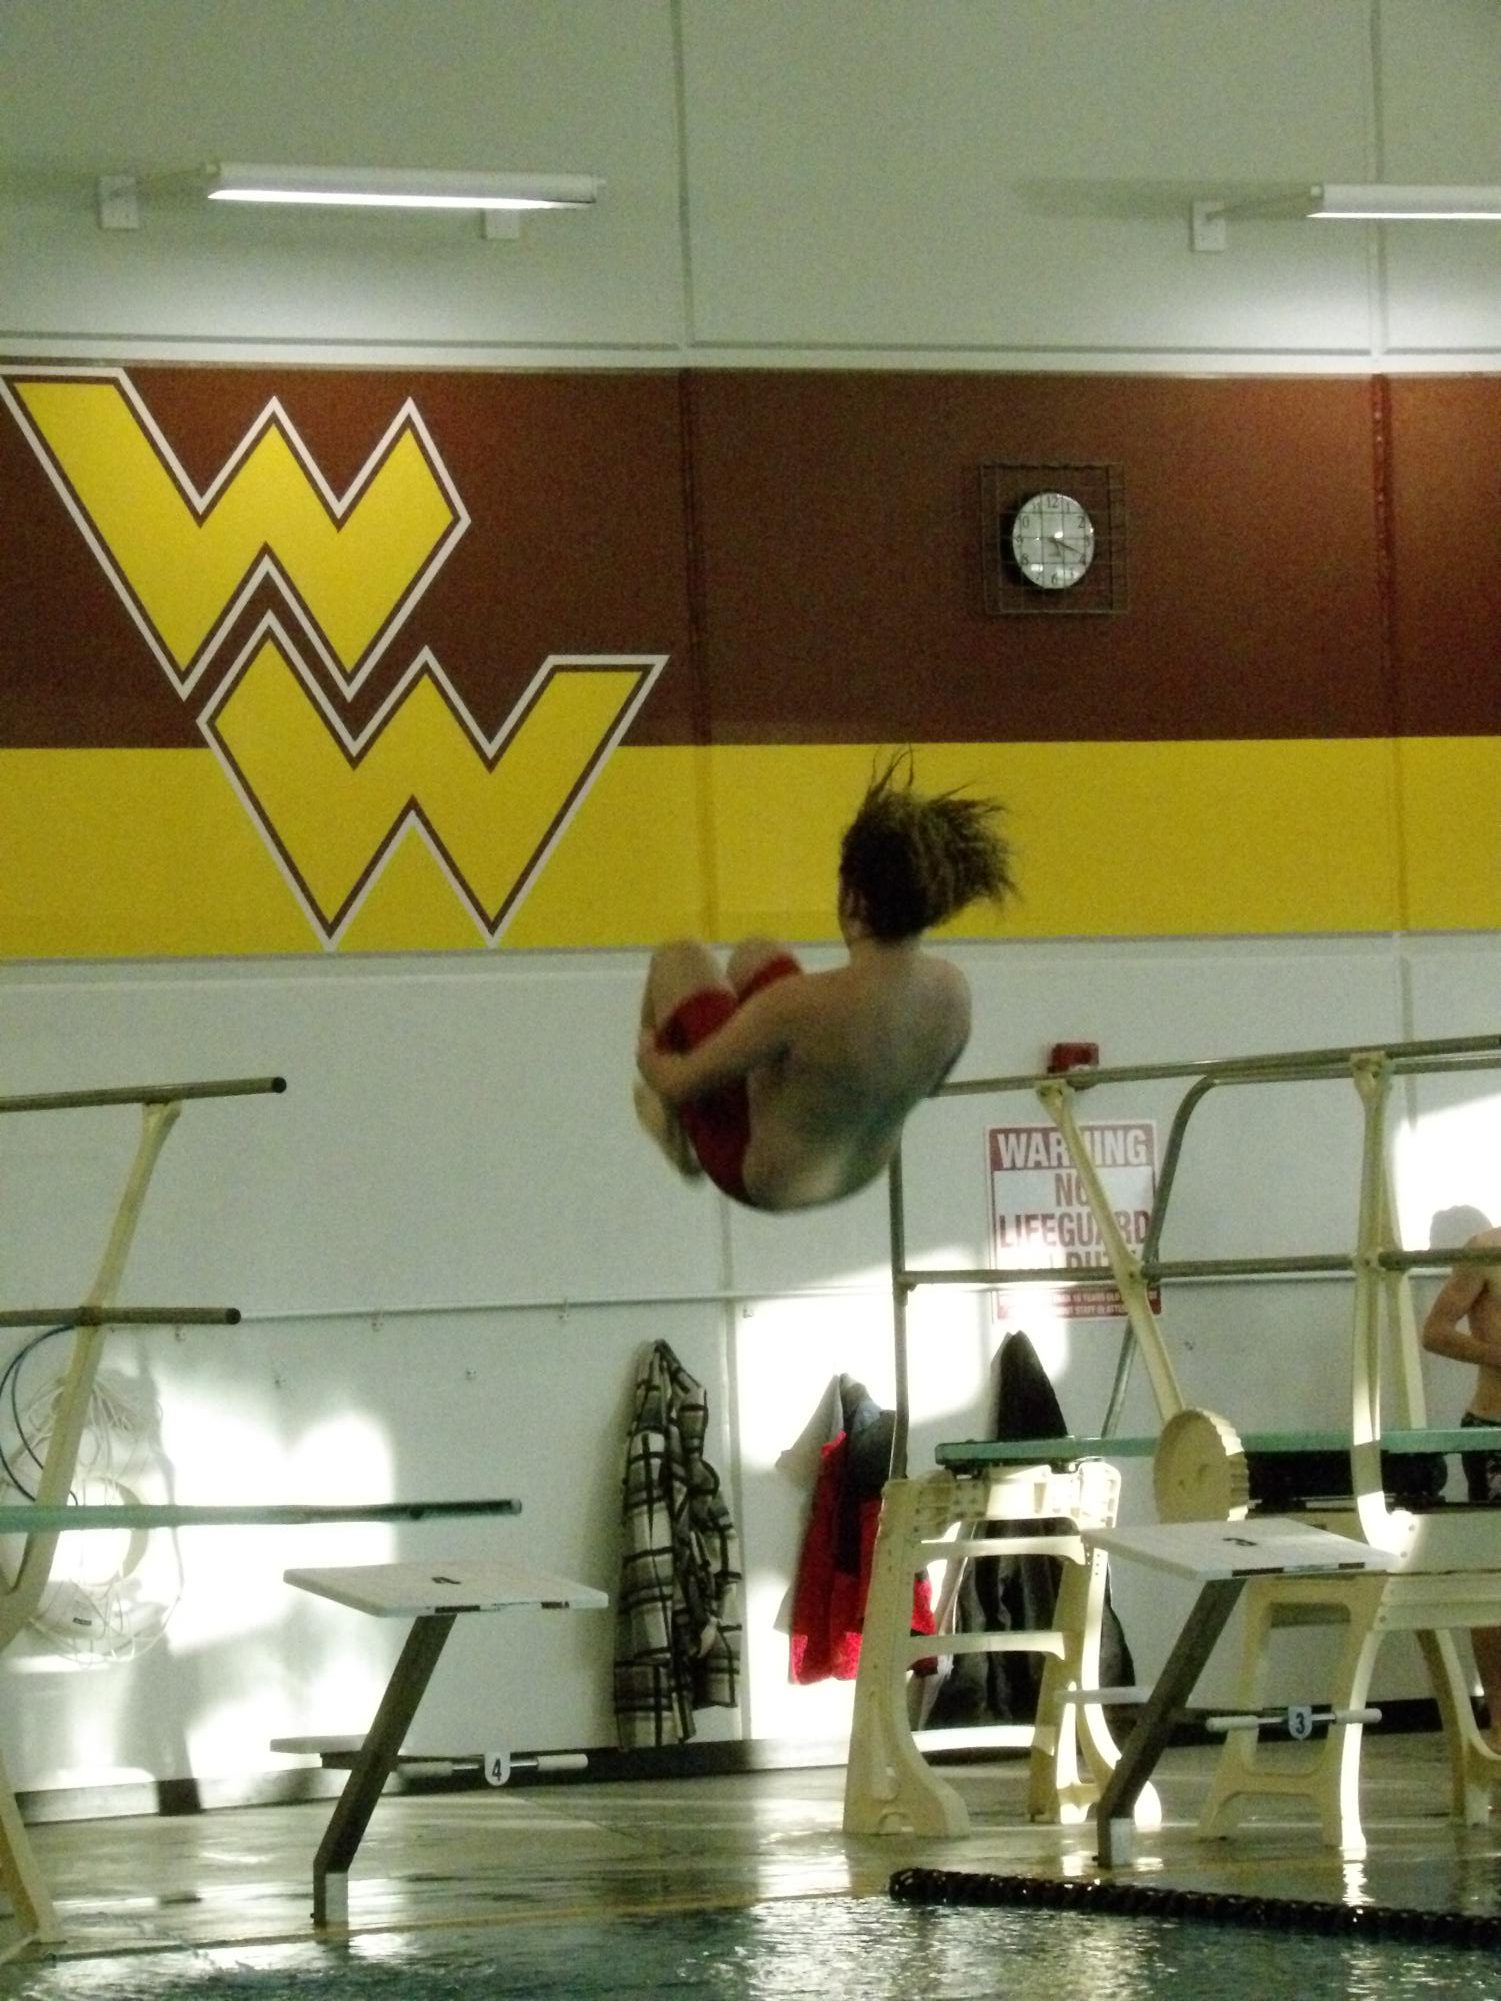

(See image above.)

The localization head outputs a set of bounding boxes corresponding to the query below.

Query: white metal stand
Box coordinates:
[1086,1517,1397,1866]
[0,1076,280,1961]
[843,1459,1160,1837]
[879,1034,1501,1857]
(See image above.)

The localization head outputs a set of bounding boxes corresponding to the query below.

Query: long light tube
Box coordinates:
[206,164,602,211]
[1307,183,1501,221]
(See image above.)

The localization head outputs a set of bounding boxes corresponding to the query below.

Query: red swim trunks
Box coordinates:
[656,954,802,1204]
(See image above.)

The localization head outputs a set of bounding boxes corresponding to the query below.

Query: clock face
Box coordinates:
[1009,491,1096,590]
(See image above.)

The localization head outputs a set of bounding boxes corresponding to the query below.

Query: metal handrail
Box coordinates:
[0,1307,240,1328]
[898,1247,1501,1294]
[888,1031,1501,1477]
[934,1033,1501,1100]
[0,1498,521,1534]
[0,1076,285,1116]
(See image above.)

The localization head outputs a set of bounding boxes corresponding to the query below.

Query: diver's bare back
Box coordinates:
[741,953,970,1211]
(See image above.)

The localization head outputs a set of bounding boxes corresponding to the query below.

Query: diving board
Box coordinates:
[281,1558,608,1927]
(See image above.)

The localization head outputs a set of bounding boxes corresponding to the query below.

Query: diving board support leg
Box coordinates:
[1028,1548,1097,1825]
[1418,1626,1499,1828]
[1097,1576,1243,1868]
[312,1611,457,1927]
[1,1101,183,1655]
[844,1478,969,1837]
[1038,1080,1185,1425]
[1036,1538,1161,1832]
[0,1099,183,1957]
[0,1742,61,1956]
[1196,1572,1387,1856]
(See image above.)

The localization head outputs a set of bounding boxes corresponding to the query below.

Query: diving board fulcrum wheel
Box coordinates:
[1153,1408,1250,1523]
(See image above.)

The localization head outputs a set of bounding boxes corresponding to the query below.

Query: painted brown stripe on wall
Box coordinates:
[3,366,1499,755]
[0,404,200,747]
[1386,377,1501,739]
[0,367,697,750]
[685,370,1391,745]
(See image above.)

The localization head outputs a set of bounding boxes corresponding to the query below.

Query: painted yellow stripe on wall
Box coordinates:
[0,747,713,957]
[0,750,314,957]
[1395,737,1501,932]
[0,738,1440,960]
[706,738,1405,941]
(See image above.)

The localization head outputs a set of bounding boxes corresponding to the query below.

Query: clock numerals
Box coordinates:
[1010,490,1096,590]
[982,462,1125,616]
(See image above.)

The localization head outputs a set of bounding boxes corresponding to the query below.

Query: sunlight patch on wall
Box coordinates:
[1392,1092,1501,1253]
[904,1276,1023,1426]
[157,1403,395,1652]
[186,1687,297,1782]
[740,1562,856,1744]
[734,1281,895,1479]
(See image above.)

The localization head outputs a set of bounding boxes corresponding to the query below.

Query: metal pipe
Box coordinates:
[936,1032,1501,1101]
[236,1283,897,1324]
[888,1149,910,1482]
[1099,1329,1137,1439]
[899,1253,1358,1288]
[1379,1247,1501,1272]
[1148,1254,1356,1280]
[0,1076,286,1116]
[1142,1073,1218,1264]
[0,1307,240,1328]
[0,1498,522,1534]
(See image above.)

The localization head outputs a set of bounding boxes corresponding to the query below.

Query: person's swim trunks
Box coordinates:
[656,954,802,1204]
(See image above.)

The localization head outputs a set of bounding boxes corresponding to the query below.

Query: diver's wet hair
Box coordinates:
[838,751,1015,941]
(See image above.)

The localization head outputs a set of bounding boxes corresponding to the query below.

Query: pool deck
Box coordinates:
[5,1730,1501,1970]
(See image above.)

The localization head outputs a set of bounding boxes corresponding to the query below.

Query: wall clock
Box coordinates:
[980,461,1127,615]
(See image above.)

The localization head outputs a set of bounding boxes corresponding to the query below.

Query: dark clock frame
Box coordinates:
[980,460,1128,615]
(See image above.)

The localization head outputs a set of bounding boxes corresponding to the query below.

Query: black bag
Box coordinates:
[927,1332,1136,1727]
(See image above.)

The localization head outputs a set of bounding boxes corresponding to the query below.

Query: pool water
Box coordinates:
[4,1894,1497,2000]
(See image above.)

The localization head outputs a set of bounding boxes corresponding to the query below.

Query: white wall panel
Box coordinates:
[1,933,1484,1785]
[0,955,726,1314]
[680,0,1377,357]
[1395,938,1501,1249]
[3,0,1499,1794]
[0,0,684,352]
[1380,0,1501,356]
[0,1298,736,1786]
[2,0,1498,369]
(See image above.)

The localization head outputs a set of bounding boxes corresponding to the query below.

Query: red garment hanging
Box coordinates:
[789,1433,935,1684]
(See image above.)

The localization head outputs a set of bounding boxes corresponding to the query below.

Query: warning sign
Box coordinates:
[987,1121,1159,1322]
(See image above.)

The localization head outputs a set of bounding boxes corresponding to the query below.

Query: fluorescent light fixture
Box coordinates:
[1307,182,1501,221]
[206,164,602,211]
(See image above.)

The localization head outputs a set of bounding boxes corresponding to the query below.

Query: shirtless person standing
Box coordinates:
[1422,1207,1501,1750]
[634,756,1013,1213]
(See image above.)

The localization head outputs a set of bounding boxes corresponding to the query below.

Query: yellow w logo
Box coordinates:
[203,621,665,943]
[1,368,670,951]
[2,372,464,695]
